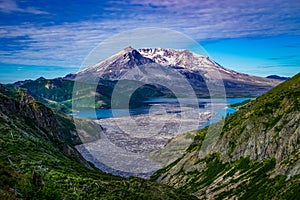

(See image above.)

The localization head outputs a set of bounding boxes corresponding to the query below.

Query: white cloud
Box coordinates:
[0,0,299,68]
[0,0,48,14]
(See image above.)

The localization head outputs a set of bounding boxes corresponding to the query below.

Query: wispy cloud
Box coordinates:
[269,55,299,61]
[0,0,48,14]
[0,0,299,68]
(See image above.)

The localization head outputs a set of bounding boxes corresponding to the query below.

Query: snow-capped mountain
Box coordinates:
[138,48,276,86]
[73,47,279,97]
[77,47,154,80]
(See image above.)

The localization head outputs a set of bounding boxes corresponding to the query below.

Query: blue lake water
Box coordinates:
[73,98,250,120]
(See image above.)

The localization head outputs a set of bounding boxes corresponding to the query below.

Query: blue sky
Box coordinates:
[0,0,299,83]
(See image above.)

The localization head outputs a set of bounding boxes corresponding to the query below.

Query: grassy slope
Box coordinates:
[152,73,300,199]
[18,78,75,112]
[0,85,195,199]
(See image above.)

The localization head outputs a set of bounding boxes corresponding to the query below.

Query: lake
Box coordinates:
[73,97,249,120]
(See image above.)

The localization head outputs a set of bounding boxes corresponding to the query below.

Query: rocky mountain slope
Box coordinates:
[152,73,300,199]
[0,84,195,199]
[76,47,279,97]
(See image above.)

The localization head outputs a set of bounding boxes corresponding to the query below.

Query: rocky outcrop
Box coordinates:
[0,84,60,138]
[0,84,95,167]
[153,73,300,199]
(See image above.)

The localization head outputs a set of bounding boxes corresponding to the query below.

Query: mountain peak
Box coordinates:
[36,76,46,81]
[123,46,134,52]
[121,47,148,63]
[76,46,154,80]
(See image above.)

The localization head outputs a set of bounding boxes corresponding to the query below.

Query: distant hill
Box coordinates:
[11,77,76,112]
[0,84,195,199]
[266,75,290,81]
[152,73,300,199]
[11,76,165,113]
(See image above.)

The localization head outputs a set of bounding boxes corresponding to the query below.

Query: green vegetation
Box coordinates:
[221,73,300,138]
[230,98,251,109]
[9,78,117,112]
[0,84,196,199]
[153,149,300,199]
[2,72,299,199]
[16,78,75,112]
[152,73,300,199]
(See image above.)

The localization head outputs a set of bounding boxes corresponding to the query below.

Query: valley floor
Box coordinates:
[76,108,212,178]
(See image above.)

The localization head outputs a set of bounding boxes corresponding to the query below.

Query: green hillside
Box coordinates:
[2,73,299,199]
[13,77,167,113]
[152,73,300,199]
[0,84,195,199]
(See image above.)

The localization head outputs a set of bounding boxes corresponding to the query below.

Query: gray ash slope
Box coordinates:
[74,47,279,98]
